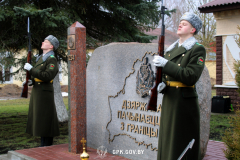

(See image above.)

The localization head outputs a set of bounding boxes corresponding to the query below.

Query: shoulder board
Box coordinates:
[50,55,55,58]
[196,42,203,46]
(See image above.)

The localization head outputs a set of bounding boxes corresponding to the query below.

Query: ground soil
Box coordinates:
[0,84,68,98]
[0,84,32,98]
[61,85,68,92]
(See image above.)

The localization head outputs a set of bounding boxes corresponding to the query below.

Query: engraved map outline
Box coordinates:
[106,51,159,151]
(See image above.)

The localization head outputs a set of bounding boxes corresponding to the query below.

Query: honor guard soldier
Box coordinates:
[153,12,205,160]
[24,35,60,146]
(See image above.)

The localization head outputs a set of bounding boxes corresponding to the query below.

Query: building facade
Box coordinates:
[199,0,240,109]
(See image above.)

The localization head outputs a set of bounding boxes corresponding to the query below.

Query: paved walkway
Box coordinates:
[0,140,227,160]
[203,140,227,160]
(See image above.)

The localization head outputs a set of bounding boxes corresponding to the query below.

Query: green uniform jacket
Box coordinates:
[157,37,206,160]
[26,51,60,137]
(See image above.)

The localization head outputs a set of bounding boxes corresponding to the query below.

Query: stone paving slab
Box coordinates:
[0,140,228,160]
[203,140,227,160]
[0,154,8,160]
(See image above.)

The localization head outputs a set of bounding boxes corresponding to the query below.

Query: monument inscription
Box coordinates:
[106,51,162,152]
[116,100,161,138]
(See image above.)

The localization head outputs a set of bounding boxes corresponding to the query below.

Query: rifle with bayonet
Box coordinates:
[21,17,32,98]
[177,139,195,160]
[147,1,167,111]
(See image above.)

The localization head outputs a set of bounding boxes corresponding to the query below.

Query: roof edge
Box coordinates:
[199,3,240,13]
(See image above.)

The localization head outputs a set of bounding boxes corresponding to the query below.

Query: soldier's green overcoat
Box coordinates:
[26,51,60,137]
[157,37,206,160]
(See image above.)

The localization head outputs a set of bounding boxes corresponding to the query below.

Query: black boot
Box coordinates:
[40,137,44,147]
[40,137,53,146]
[45,137,53,146]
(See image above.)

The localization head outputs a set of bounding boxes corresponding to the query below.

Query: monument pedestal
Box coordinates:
[1,144,130,160]
[67,21,87,154]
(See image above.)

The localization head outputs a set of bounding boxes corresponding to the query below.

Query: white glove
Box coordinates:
[24,63,33,71]
[157,82,166,93]
[22,80,32,86]
[153,55,168,67]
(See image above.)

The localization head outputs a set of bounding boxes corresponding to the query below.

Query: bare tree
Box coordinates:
[235,25,240,48]
[160,0,216,59]
[185,0,216,59]
[163,0,188,33]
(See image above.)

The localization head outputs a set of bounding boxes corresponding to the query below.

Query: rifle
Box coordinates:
[21,17,32,98]
[177,139,195,160]
[147,1,167,111]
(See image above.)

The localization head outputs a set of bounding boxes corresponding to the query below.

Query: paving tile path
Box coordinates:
[203,140,227,160]
[10,140,227,160]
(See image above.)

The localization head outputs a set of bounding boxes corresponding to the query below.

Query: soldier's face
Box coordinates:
[177,20,196,36]
[41,40,54,50]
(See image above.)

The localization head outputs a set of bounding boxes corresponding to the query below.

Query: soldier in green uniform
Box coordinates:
[153,12,205,159]
[24,35,60,147]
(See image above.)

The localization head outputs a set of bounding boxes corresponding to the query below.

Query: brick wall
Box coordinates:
[216,36,222,85]
[216,88,240,110]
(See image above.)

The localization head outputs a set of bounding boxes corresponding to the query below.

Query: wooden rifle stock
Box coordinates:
[147,35,165,111]
[21,50,31,98]
[147,2,166,111]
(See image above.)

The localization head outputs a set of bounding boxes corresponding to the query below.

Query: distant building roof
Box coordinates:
[199,0,240,13]
[144,28,179,47]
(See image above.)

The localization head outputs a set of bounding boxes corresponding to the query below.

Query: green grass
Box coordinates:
[209,89,238,142]
[0,97,68,154]
[0,99,30,116]
[209,114,231,141]
[209,89,233,141]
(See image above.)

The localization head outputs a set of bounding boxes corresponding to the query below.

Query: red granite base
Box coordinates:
[15,140,227,160]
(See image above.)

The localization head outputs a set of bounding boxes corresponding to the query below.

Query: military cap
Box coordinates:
[180,12,202,35]
[45,35,59,50]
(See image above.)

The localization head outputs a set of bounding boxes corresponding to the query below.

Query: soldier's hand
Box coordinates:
[157,82,166,93]
[22,80,32,86]
[153,55,168,67]
[24,63,33,71]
